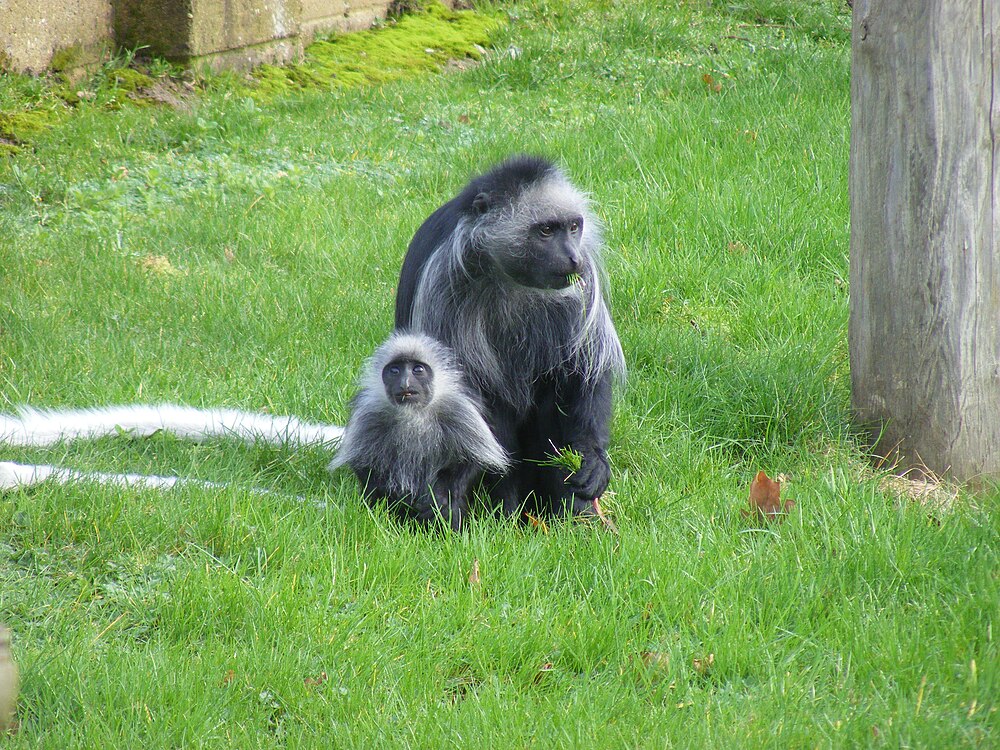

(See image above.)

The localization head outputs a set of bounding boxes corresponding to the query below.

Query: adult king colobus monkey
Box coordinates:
[395,156,625,519]
[330,332,509,530]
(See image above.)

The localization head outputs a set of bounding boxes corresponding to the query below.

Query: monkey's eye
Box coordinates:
[569,220,581,233]
[388,365,401,376]
[412,364,426,375]
[538,224,554,238]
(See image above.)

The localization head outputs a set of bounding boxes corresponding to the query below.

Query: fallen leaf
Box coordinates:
[221,669,235,686]
[741,470,795,522]
[692,653,715,676]
[592,497,619,535]
[641,651,671,670]
[468,558,481,586]
[526,514,549,533]
[224,247,236,262]
[138,254,184,276]
[457,114,471,124]
[532,662,554,685]
[304,672,328,688]
[702,73,722,92]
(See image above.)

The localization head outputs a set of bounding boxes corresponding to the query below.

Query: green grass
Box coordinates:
[0,0,997,747]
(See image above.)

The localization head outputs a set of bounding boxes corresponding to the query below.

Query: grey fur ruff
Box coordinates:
[409,165,626,412]
[329,332,510,497]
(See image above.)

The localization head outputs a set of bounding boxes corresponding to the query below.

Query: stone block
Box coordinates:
[0,0,113,73]
[301,0,390,38]
[0,1,410,73]
[113,0,305,70]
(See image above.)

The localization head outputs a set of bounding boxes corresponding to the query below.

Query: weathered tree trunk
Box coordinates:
[849,0,999,484]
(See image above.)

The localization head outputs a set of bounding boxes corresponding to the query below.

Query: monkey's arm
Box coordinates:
[557,372,614,503]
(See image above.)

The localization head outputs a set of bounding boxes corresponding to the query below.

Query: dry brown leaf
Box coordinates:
[741,470,795,522]
[702,73,722,92]
[304,672,328,688]
[692,653,715,676]
[221,669,235,686]
[592,497,619,535]
[532,662,554,685]
[526,514,549,533]
[138,254,184,276]
[641,651,671,670]
[468,558,481,586]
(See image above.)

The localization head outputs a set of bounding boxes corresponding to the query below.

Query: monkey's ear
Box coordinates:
[472,192,491,214]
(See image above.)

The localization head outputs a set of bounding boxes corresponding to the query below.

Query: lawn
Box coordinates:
[0,1,996,747]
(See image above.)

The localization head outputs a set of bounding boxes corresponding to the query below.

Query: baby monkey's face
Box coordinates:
[382,358,434,407]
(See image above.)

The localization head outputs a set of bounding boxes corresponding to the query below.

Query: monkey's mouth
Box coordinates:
[395,391,420,405]
[534,272,581,290]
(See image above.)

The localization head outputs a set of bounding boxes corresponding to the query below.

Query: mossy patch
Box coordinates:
[0,1,500,155]
[109,67,155,92]
[0,109,59,138]
[252,1,501,95]
[0,108,64,152]
[50,45,84,73]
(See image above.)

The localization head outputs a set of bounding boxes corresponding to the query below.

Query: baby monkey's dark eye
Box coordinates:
[569,220,581,233]
[388,365,401,376]
[538,224,554,238]
[413,364,426,375]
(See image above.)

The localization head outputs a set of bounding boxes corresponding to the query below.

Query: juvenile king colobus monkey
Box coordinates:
[330,332,509,530]
[395,155,626,518]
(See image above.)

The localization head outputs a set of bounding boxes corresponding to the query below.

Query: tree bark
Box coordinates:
[849,0,999,484]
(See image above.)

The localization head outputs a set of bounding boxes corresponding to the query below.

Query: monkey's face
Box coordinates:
[382,358,434,407]
[498,216,586,290]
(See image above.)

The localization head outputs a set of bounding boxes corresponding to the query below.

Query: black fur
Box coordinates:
[395,156,625,519]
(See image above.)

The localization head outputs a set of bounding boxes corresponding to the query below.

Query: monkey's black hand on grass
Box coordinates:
[330,333,509,531]
[395,155,625,520]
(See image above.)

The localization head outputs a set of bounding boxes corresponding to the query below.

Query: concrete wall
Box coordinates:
[301,0,389,36]
[0,0,113,73]
[0,0,400,73]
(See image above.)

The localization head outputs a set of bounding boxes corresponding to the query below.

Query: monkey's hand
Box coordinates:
[566,444,610,503]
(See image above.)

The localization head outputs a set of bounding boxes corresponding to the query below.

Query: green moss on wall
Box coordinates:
[0,1,501,154]
[49,45,84,73]
[253,1,500,95]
